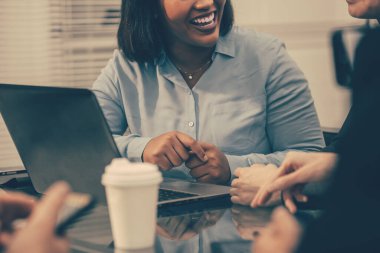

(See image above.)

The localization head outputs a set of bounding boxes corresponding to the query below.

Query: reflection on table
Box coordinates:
[69,199,278,253]
[231,205,273,240]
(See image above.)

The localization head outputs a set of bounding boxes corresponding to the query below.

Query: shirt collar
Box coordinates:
[156,30,236,66]
[155,50,167,66]
[214,31,236,58]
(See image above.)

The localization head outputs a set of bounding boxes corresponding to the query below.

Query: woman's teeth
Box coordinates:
[191,12,215,26]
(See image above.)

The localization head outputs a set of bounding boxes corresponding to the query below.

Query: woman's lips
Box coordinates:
[189,11,217,32]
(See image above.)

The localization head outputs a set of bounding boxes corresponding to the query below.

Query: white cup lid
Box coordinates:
[101,158,162,186]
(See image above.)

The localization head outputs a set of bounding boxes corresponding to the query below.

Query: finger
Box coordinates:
[282,190,297,213]
[0,196,36,231]
[229,187,241,196]
[231,179,254,190]
[157,156,173,171]
[269,160,319,193]
[196,174,212,184]
[292,185,308,203]
[238,184,257,192]
[185,154,206,169]
[231,178,248,189]
[176,133,208,162]
[28,181,71,232]
[294,192,308,203]
[250,167,289,208]
[234,167,244,177]
[189,165,209,179]
[230,188,238,196]
[231,179,240,187]
[270,160,297,184]
[251,180,276,207]
[276,151,304,175]
[266,169,306,193]
[231,196,243,204]
[1,191,36,208]
[165,146,183,167]
[240,192,256,206]
[172,137,190,161]
[251,195,260,208]
[251,188,272,208]
[0,192,36,220]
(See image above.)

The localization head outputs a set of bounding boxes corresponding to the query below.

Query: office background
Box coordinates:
[0,0,363,170]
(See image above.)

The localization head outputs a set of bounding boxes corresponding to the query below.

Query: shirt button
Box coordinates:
[188,121,194,127]
[187,90,192,95]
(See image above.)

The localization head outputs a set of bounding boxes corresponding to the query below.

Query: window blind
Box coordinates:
[0,0,121,169]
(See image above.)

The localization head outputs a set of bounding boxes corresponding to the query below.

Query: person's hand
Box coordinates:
[253,207,302,253]
[142,131,208,171]
[252,152,337,213]
[5,182,71,253]
[185,142,231,185]
[0,191,36,247]
[230,164,280,206]
[156,210,225,241]
[231,205,272,240]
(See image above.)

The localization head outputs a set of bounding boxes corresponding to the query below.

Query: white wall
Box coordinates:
[233,0,364,129]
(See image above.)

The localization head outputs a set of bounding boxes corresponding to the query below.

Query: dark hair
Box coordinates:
[117,0,234,63]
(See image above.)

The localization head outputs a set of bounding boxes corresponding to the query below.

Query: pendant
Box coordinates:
[188,75,193,80]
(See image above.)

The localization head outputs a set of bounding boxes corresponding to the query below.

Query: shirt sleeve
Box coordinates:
[92,53,151,162]
[227,39,325,177]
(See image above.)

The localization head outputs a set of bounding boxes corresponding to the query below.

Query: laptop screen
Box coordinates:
[0,84,121,203]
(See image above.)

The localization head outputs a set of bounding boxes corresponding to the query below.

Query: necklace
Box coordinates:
[175,59,212,80]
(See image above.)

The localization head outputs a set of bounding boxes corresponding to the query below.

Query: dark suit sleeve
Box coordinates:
[322,108,353,153]
[296,28,380,253]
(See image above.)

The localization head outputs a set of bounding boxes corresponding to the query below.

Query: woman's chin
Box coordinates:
[191,34,220,48]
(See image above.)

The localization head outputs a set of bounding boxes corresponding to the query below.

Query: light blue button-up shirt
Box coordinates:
[92,27,325,181]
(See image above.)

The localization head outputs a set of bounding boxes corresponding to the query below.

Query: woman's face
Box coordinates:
[160,0,226,49]
[346,0,380,19]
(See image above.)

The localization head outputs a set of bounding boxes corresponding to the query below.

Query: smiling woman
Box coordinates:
[92,0,325,186]
[160,0,226,48]
[117,0,233,64]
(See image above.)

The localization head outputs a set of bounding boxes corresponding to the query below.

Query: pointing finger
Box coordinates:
[176,133,208,162]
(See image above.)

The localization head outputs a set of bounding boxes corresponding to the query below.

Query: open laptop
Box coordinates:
[0,83,230,206]
[0,166,27,184]
[0,117,28,184]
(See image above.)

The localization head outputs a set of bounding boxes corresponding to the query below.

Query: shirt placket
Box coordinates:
[185,88,197,140]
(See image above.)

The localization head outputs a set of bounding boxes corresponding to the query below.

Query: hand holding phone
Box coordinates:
[55,193,96,235]
[12,192,96,235]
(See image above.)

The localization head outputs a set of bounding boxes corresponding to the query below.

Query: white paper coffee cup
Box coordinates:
[102,158,162,250]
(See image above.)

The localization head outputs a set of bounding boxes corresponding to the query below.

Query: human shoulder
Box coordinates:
[111,49,143,69]
[226,26,282,49]
[221,26,283,62]
[106,49,156,79]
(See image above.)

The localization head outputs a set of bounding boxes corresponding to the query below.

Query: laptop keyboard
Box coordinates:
[159,189,198,202]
